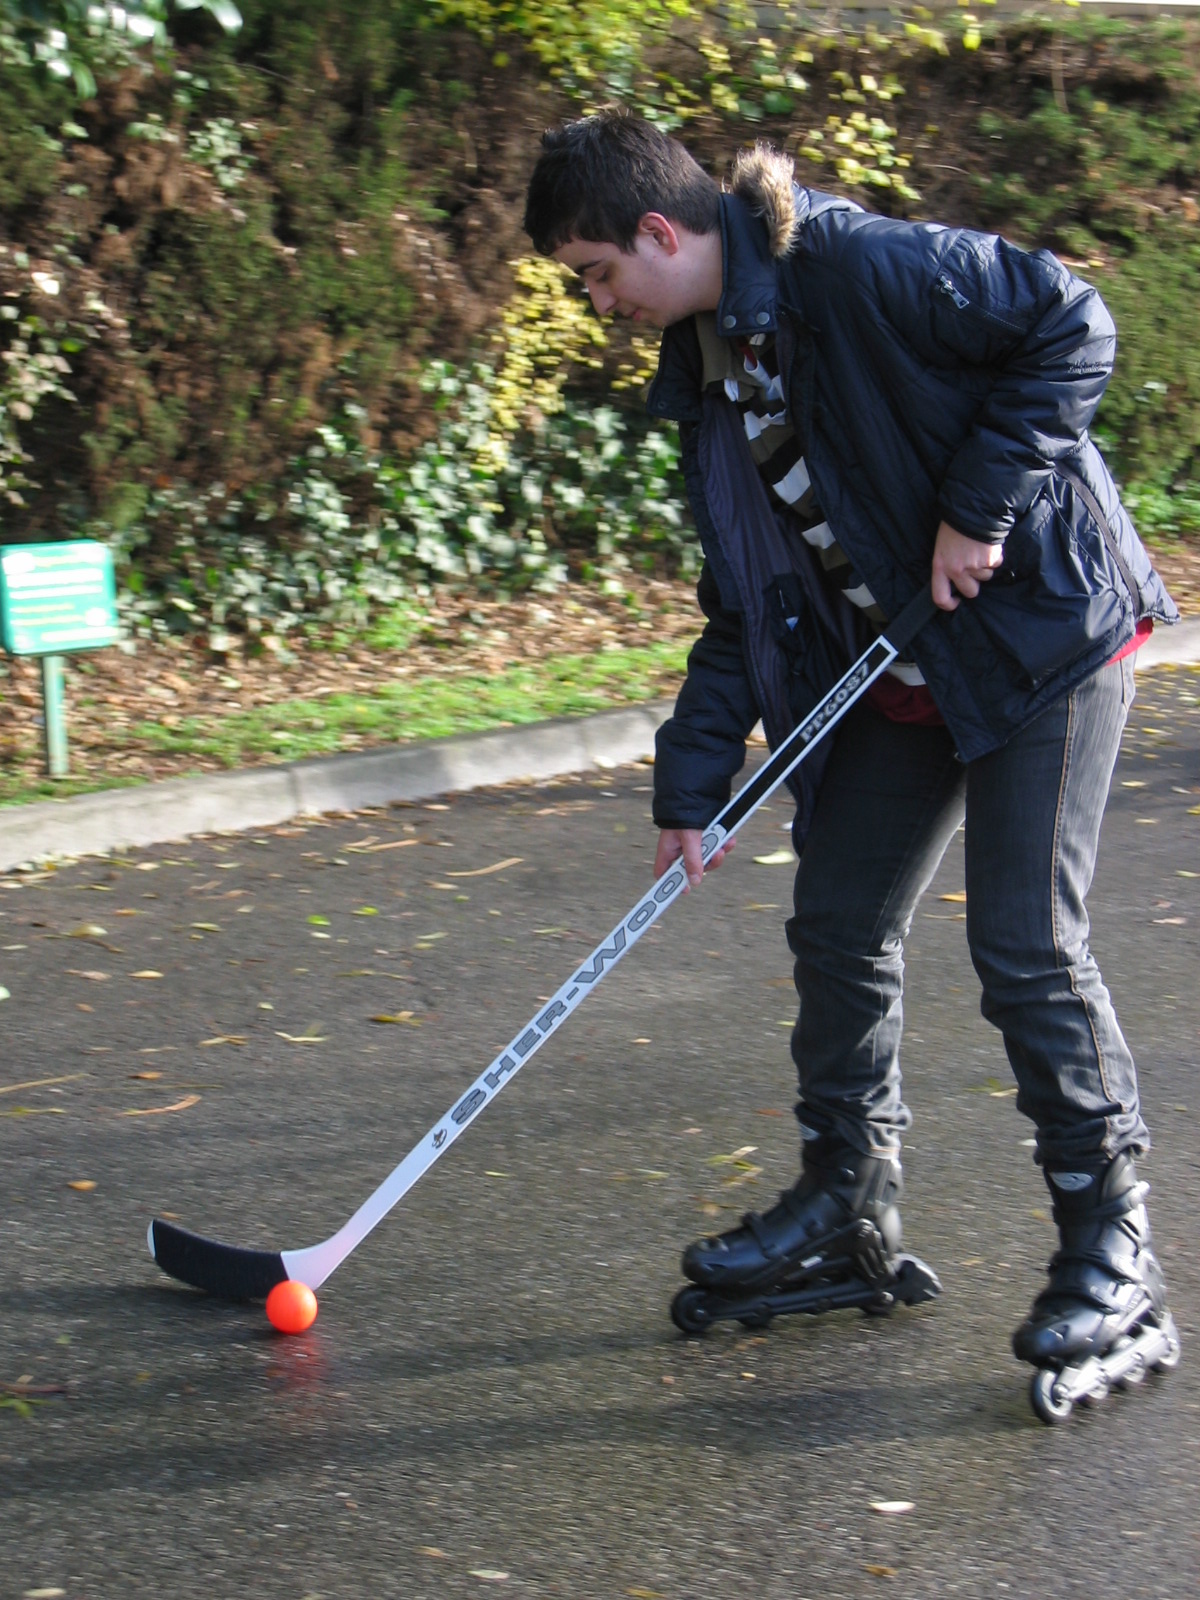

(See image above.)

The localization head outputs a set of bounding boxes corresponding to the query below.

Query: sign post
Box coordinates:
[0,541,120,778]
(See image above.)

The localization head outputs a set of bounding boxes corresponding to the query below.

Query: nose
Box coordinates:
[588,282,618,317]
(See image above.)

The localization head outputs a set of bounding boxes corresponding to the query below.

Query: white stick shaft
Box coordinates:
[282,612,917,1289]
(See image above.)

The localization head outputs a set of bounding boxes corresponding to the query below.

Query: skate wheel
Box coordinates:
[1030,1368,1074,1424]
[670,1286,713,1337]
[862,1290,896,1317]
[1115,1356,1145,1390]
[1153,1317,1182,1373]
[1079,1375,1109,1408]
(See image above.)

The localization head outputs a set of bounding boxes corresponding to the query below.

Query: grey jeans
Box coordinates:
[786,654,1146,1168]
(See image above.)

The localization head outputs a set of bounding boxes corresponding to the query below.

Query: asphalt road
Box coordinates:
[2,664,1198,1600]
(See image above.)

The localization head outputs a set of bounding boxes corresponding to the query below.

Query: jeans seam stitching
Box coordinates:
[1057,680,1119,1129]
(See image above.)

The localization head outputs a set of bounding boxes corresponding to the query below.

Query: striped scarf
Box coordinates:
[695,313,926,688]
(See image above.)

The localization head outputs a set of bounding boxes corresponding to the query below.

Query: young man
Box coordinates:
[524,109,1180,1419]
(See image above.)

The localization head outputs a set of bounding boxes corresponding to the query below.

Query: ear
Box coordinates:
[637,212,682,255]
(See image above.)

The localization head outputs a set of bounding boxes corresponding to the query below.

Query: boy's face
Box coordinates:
[554,213,707,328]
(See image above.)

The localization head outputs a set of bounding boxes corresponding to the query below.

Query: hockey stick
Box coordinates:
[149,584,937,1300]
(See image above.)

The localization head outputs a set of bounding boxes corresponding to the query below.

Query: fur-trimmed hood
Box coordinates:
[698,143,841,343]
[729,143,800,258]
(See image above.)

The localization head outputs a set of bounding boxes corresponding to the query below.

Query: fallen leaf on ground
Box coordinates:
[347,838,419,853]
[200,1035,247,1046]
[130,1071,162,1080]
[66,923,107,938]
[870,1500,914,1515]
[446,857,523,878]
[67,1180,96,1192]
[131,970,164,980]
[119,1094,201,1117]
[467,1572,508,1583]
[67,969,110,981]
[417,1546,447,1558]
[190,922,221,933]
[864,1564,899,1577]
[939,890,967,902]
[0,1073,85,1096]
[722,1161,763,1186]
[275,1030,327,1043]
[0,1106,65,1117]
[353,906,379,916]
[752,850,794,865]
[708,1145,758,1165]
[370,1012,420,1025]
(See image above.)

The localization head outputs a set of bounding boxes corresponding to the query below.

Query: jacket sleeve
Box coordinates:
[862,227,1117,542]
[652,562,761,831]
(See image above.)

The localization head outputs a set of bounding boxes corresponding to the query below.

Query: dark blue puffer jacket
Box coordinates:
[647,147,1177,838]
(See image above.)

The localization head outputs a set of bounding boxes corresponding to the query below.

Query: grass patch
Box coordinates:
[0,640,686,810]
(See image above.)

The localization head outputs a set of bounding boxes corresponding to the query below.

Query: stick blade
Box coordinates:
[149,1218,288,1301]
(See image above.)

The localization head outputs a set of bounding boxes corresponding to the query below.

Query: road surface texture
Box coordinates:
[3,664,1198,1599]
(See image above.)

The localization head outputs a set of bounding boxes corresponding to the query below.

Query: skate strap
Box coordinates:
[741,1209,792,1259]
[1049,1177,1149,1229]
[1042,1249,1145,1312]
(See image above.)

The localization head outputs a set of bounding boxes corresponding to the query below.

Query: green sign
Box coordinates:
[0,540,119,656]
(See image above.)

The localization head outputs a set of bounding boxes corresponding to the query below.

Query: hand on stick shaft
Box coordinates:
[655,827,735,890]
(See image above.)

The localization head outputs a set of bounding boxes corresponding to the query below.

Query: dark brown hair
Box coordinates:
[524,107,721,255]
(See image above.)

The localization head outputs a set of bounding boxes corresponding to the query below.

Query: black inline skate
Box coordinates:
[670,1139,941,1335]
[1013,1153,1181,1424]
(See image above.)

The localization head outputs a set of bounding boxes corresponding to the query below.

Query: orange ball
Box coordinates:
[265,1279,319,1334]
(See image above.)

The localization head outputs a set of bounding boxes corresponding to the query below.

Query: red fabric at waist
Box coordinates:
[865,675,945,725]
[865,618,1154,727]
[1108,616,1154,664]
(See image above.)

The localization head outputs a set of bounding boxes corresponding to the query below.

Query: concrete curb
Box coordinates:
[1130,616,1200,668]
[2,618,1198,875]
[0,699,674,874]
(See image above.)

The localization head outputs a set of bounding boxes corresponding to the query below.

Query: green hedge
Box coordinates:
[0,5,1198,645]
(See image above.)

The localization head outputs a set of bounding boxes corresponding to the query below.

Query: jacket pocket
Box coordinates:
[764,571,855,711]
[967,477,1126,689]
[929,270,1028,367]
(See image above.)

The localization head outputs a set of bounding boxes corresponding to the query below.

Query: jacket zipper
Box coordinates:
[934,272,1025,335]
